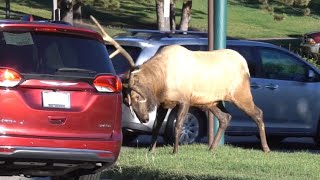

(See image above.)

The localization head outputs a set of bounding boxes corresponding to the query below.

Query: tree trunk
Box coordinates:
[156,0,170,31]
[179,0,192,31]
[59,0,74,25]
[170,0,176,31]
[73,0,83,22]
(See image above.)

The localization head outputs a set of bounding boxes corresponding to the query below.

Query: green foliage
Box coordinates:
[304,8,311,16]
[259,0,312,17]
[294,0,311,6]
[2,0,320,39]
[305,57,320,69]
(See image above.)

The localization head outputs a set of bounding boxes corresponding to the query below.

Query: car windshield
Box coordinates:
[0,31,114,76]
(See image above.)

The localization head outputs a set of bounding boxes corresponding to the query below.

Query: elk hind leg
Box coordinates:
[233,87,270,152]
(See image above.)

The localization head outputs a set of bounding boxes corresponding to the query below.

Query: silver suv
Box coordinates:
[107,29,320,146]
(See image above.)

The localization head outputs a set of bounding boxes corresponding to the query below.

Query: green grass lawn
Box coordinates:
[103,144,320,180]
[1,0,320,38]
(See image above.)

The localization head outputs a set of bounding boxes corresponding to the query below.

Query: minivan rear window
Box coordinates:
[0,31,114,76]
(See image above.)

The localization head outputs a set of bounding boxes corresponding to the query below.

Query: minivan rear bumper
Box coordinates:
[0,146,115,162]
[0,133,122,162]
[0,134,122,176]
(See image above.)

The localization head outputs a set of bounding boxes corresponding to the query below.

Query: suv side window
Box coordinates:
[227,45,259,77]
[182,45,202,51]
[106,45,141,75]
[258,47,308,81]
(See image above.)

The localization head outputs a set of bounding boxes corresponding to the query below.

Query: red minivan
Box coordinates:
[0,19,122,180]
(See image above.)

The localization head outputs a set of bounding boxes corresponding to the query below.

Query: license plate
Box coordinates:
[42,91,71,109]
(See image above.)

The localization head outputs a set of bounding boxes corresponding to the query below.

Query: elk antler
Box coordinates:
[90,15,135,67]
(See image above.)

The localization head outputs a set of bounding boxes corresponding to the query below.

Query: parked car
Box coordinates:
[0,18,122,179]
[107,29,320,146]
[300,31,320,58]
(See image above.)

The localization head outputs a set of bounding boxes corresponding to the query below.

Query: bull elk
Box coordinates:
[124,45,270,154]
[91,17,270,154]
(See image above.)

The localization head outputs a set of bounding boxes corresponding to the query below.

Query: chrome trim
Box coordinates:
[0,146,114,162]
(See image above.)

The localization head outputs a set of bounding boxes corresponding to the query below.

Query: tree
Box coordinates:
[59,0,120,24]
[179,0,192,31]
[156,0,172,31]
[59,0,73,24]
[59,0,194,32]
[156,0,193,31]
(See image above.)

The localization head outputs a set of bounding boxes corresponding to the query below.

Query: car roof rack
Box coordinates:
[115,29,208,40]
[127,29,207,35]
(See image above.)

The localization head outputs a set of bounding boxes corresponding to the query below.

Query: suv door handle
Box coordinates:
[265,84,279,90]
[250,83,261,89]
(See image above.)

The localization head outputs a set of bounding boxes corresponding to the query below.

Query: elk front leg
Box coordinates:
[149,107,168,153]
[173,103,190,154]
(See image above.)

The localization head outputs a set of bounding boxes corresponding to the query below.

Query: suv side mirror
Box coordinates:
[308,69,316,81]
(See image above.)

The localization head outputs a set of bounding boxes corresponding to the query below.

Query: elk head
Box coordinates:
[123,68,150,123]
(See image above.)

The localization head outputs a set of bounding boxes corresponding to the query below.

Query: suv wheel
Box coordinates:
[257,135,284,145]
[164,109,204,145]
[122,131,138,145]
[314,121,320,147]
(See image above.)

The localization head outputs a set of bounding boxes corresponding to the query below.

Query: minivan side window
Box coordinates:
[258,47,308,81]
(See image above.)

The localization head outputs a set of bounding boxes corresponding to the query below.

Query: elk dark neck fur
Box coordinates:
[139,59,167,110]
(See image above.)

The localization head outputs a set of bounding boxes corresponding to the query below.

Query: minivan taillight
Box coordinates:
[0,68,22,87]
[93,75,122,93]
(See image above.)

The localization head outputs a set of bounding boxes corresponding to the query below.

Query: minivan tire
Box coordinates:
[164,108,204,145]
[53,172,101,180]
[77,172,101,180]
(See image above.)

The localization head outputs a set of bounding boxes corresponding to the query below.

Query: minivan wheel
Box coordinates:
[76,172,101,180]
[53,172,101,180]
[164,109,204,145]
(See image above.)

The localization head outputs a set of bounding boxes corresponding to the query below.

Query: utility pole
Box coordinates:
[52,0,60,20]
[5,0,10,19]
[207,0,214,148]
[208,0,227,146]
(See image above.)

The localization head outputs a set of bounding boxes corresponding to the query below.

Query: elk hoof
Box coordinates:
[263,146,271,153]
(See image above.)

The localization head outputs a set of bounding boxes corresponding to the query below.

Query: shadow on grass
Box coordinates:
[0,6,49,20]
[226,137,320,154]
[5,0,52,10]
[103,165,248,180]
[123,135,320,155]
[229,0,320,17]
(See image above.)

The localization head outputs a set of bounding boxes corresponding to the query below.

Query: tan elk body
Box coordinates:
[125,45,270,154]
